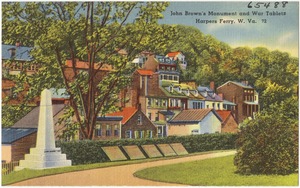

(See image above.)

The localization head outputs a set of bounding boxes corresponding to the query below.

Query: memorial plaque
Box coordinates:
[141,145,163,158]
[170,143,188,156]
[101,146,127,161]
[122,145,146,160]
[156,144,177,157]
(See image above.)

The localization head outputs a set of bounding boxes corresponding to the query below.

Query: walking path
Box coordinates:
[12,150,236,186]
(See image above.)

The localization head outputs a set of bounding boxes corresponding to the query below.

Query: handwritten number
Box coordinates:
[248,1,252,8]
[282,1,288,7]
[248,1,289,8]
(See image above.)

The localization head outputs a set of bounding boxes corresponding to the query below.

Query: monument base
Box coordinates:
[15,147,72,171]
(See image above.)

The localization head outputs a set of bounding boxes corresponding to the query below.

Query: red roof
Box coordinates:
[167,51,181,57]
[136,69,154,76]
[106,107,138,124]
[216,110,231,122]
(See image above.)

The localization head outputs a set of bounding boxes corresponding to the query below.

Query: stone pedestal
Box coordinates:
[15,89,71,170]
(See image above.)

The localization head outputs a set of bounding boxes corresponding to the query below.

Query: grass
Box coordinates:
[2,150,224,186]
[134,155,298,186]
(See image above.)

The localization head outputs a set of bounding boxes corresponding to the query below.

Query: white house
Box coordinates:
[167,109,222,136]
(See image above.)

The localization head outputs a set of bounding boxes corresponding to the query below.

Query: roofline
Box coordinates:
[217,81,254,90]
[2,128,37,144]
[168,108,223,124]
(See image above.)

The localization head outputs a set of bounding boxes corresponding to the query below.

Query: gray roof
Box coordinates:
[218,81,254,90]
[223,100,236,106]
[168,109,222,124]
[159,110,175,116]
[97,116,123,121]
[197,86,223,102]
[2,44,33,61]
[2,128,37,144]
[12,104,66,128]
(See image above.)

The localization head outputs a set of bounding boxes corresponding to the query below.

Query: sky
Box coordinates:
[159,1,299,57]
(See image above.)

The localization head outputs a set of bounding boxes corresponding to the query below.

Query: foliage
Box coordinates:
[134,155,298,186]
[234,97,298,175]
[2,105,33,127]
[56,133,237,165]
[2,2,171,138]
[164,25,298,110]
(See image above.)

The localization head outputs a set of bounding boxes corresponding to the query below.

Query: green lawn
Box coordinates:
[134,155,298,186]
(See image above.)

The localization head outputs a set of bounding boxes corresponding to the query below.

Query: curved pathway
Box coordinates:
[12,150,235,186]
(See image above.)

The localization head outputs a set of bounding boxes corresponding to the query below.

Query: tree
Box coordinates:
[2,2,170,139]
[234,97,298,175]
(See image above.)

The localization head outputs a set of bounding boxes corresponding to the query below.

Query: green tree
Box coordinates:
[2,2,169,139]
[234,97,298,175]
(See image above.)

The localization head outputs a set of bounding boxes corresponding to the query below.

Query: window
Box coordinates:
[146,130,153,138]
[95,125,102,137]
[155,112,159,121]
[168,75,173,80]
[137,114,142,125]
[125,130,132,138]
[174,76,178,81]
[114,125,119,136]
[217,103,220,110]
[134,131,139,138]
[164,75,168,80]
[140,131,145,138]
[148,98,152,106]
[148,113,152,120]
[114,129,119,136]
[106,125,111,136]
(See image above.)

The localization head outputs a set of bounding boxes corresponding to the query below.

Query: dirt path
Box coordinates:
[11,150,236,186]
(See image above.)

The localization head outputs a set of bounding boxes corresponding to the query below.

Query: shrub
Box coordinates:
[56,133,237,165]
[234,112,298,175]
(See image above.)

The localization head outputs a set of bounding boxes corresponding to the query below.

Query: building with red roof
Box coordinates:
[216,110,239,133]
[103,107,157,139]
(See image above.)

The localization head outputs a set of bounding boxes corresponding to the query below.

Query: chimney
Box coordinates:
[16,42,21,47]
[242,80,249,86]
[210,81,215,92]
[218,93,223,100]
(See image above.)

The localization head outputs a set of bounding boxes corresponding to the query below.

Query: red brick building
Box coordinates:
[106,107,157,139]
[216,110,239,133]
[217,81,259,124]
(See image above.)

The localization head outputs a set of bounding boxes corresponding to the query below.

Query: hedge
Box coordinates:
[56,133,238,165]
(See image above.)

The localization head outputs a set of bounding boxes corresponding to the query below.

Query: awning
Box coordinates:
[244,101,259,105]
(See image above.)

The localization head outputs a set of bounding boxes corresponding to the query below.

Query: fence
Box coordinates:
[2,161,19,176]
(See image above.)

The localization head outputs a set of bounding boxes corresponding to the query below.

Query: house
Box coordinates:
[2,43,36,76]
[94,116,123,140]
[106,107,157,139]
[2,128,37,162]
[167,109,222,136]
[11,104,68,140]
[197,85,224,110]
[2,44,39,105]
[217,81,259,123]
[166,51,187,70]
[216,110,239,133]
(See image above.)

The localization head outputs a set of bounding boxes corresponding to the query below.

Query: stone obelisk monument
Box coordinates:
[15,89,71,170]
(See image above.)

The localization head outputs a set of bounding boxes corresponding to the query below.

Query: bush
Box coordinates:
[234,112,298,175]
[56,133,237,165]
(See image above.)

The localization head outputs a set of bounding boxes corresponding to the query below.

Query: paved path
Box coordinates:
[12,150,236,186]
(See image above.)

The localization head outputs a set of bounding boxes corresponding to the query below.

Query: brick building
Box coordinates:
[106,107,157,139]
[216,110,239,133]
[217,81,259,123]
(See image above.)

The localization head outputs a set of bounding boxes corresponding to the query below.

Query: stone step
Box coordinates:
[16,159,72,171]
